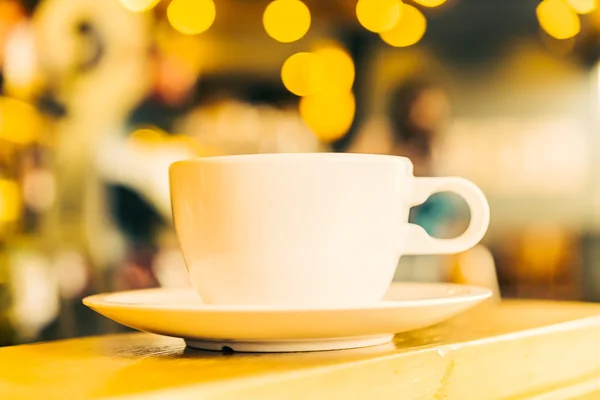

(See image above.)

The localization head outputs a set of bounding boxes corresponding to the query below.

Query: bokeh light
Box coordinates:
[356,0,403,33]
[118,0,161,12]
[314,44,355,94]
[379,4,427,47]
[281,52,326,96]
[129,128,209,156]
[299,92,356,141]
[167,0,216,35]
[129,128,166,145]
[537,0,581,39]
[0,179,21,223]
[567,0,597,14]
[0,97,41,145]
[263,0,311,43]
[2,23,40,100]
[413,0,446,7]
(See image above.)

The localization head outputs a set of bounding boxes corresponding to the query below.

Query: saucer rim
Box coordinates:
[83,282,492,313]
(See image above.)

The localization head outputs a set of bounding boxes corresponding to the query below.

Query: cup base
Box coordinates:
[184,334,394,353]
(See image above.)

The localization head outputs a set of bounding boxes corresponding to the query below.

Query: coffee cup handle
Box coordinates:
[404,177,490,255]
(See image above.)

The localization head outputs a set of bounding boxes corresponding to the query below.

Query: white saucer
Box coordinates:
[83,282,491,352]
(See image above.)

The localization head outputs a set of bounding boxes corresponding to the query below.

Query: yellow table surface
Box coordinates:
[2,300,600,399]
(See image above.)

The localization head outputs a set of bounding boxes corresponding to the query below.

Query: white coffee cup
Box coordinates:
[169,153,489,307]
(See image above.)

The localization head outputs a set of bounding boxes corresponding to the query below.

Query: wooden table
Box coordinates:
[2,300,600,399]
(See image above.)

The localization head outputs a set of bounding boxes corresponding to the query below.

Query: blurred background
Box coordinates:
[0,0,599,346]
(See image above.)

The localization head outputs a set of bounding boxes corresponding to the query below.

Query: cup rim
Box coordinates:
[170,153,413,169]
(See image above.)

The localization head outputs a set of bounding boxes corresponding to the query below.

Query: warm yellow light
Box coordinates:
[129,128,166,145]
[356,0,403,33]
[537,0,581,39]
[0,179,21,223]
[263,0,311,43]
[119,0,161,12]
[413,0,446,7]
[281,52,326,96]
[0,97,41,145]
[314,45,355,94]
[567,0,597,14]
[379,4,426,47]
[299,92,356,142]
[167,0,216,35]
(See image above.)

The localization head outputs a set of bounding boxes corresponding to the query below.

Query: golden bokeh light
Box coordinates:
[129,128,211,155]
[167,0,216,35]
[118,0,161,12]
[0,179,21,224]
[413,0,446,7]
[314,45,355,93]
[299,92,356,142]
[356,0,403,33]
[379,4,427,47]
[567,0,597,14]
[537,0,581,39]
[0,97,41,145]
[281,52,326,96]
[263,0,311,43]
[129,128,166,145]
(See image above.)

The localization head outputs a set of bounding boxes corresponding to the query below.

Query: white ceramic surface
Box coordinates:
[169,154,490,307]
[83,282,492,352]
